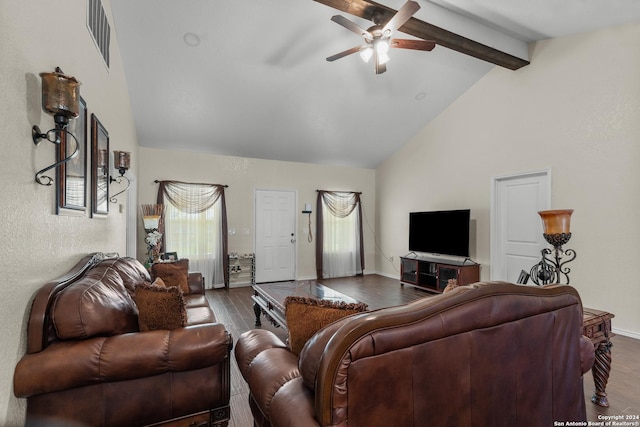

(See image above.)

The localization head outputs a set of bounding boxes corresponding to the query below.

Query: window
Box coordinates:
[157,181,228,288]
[316,191,364,279]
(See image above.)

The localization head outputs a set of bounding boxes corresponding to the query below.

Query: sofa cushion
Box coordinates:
[284,296,368,356]
[52,266,139,340]
[99,257,151,296]
[151,259,190,294]
[134,280,188,331]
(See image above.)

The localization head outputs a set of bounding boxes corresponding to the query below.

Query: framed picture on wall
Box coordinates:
[163,252,178,261]
[91,114,109,218]
[57,97,87,215]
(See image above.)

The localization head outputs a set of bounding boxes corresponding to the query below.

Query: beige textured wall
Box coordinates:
[376,23,640,337]
[0,0,138,424]
[138,147,376,281]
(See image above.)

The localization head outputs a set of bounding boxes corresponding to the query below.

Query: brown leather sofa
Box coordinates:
[14,253,232,427]
[236,281,595,427]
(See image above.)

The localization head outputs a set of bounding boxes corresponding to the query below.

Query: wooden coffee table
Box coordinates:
[252,281,359,330]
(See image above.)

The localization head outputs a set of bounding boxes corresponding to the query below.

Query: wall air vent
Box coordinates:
[87,0,110,69]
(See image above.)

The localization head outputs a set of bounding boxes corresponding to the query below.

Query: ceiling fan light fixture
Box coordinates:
[378,51,390,65]
[375,39,390,55]
[360,47,373,62]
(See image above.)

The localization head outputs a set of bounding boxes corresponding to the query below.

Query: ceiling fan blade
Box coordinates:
[382,0,420,33]
[331,15,372,38]
[390,39,436,51]
[326,45,363,62]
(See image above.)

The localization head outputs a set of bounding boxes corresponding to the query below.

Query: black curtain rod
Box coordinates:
[316,190,362,194]
[154,180,228,188]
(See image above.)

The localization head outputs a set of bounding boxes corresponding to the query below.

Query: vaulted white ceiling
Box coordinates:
[110,0,640,168]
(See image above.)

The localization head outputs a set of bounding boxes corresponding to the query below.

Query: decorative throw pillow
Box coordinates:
[151,259,189,295]
[284,296,368,356]
[134,279,187,331]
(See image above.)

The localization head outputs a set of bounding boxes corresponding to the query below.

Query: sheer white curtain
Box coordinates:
[317,191,364,279]
[159,181,227,289]
[164,202,223,287]
[322,208,360,278]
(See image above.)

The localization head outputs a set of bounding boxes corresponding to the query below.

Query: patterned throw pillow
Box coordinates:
[134,279,187,331]
[284,296,368,356]
[151,259,190,294]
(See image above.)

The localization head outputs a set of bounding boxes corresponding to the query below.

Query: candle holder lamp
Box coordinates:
[530,209,577,285]
[109,150,131,203]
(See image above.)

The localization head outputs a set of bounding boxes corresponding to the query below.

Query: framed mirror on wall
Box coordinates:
[57,97,87,216]
[91,113,109,218]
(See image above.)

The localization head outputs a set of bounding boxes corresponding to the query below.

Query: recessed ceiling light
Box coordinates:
[183,33,200,47]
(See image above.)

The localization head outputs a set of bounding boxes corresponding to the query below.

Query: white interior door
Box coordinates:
[255,190,296,283]
[491,170,551,282]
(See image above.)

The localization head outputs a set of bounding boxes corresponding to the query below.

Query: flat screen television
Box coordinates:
[409,209,470,257]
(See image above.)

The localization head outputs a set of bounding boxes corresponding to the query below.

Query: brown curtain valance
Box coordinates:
[318,191,362,218]
[155,180,228,214]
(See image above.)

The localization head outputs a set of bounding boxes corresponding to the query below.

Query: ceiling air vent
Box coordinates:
[87,0,110,68]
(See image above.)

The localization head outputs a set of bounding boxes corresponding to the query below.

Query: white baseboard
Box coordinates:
[612,327,640,340]
[228,282,252,289]
[374,270,401,280]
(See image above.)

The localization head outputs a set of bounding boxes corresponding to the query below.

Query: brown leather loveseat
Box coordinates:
[236,281,595,427]
[14,253,232,427]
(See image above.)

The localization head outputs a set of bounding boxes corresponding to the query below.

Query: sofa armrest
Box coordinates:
[14,323,231,398]
[580,335,596,374]
[188,271,204,294]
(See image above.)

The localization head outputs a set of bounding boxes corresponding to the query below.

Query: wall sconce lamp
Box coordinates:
[529,209,577,285]
[32,67,81,186]
[109,150,131,203]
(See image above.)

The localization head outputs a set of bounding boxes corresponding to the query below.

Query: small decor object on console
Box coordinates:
[443,278,458,293]
[529,209,577,285]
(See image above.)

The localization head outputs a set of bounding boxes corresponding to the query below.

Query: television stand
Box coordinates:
[400,255,480,293]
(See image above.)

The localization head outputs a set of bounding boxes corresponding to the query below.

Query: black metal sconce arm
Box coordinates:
[109,174,131,203]
[32,125,78,186]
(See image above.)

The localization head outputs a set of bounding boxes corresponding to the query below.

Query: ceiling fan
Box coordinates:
[326,0,436,74]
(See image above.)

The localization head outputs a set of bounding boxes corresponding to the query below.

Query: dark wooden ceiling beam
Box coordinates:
[312,0,530,70]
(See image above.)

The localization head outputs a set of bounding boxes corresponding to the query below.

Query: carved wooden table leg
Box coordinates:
[582,308,615,407]
[591,340,613,407]
[254,302,262,326]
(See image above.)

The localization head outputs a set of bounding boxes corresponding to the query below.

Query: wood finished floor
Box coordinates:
[205,275,640,427]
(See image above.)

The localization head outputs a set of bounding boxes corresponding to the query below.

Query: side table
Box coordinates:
[582,308,615,407]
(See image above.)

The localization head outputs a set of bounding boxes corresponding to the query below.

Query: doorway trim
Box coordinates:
[254,188,298,283]
[490,168,552,281]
